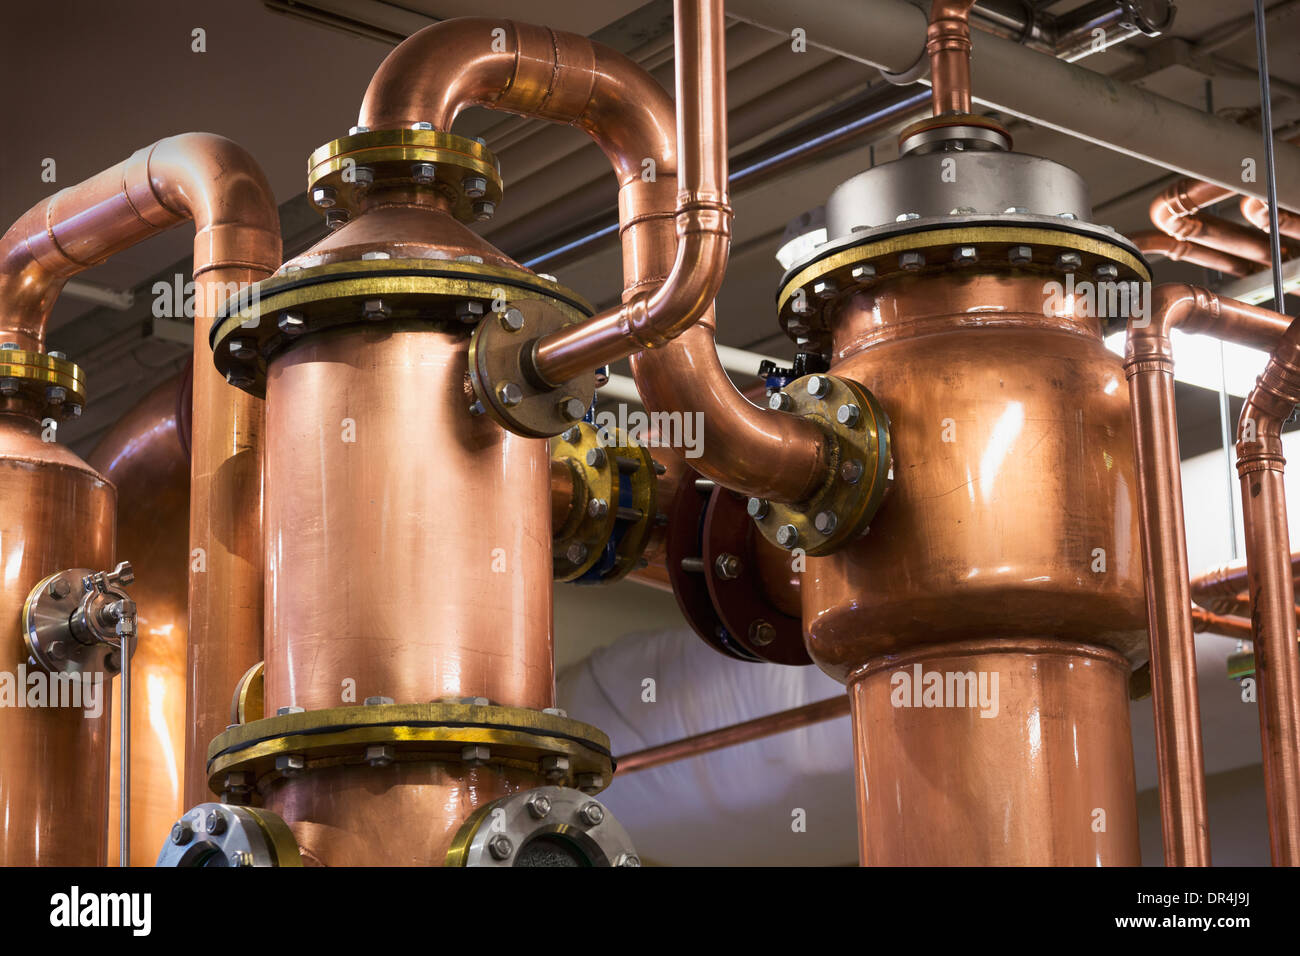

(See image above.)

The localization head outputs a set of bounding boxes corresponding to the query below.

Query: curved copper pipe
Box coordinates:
[1241,195,1300,243]
[1235,317,1300,865]
[1125,284,1291,866]
[1129,229,1254,278]
[360,9,825,503]
[0,134,279,349]
[631,319,830,502]
[359,8,732,382]
[927,0,979,116]
[1150,179,1285,267]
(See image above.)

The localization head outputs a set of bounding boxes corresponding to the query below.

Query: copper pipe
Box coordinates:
[550,458,577,531]
[0,133,279,813]
[1241,195,1300,243]
[1129,229,1255,278]
[927,0,979,116]
[852,639,1140,865]
[0,415,115,865]
[1150,179,1289,267]
[617,695,850,774]
[360,12,825,503]
[1191,552,1300,615]
[359,8,732,381]
[1191,606,1258,643]
[1235,316,1300,865]
[89,375,190,867]
[1125,284,1290,866]
[631,318,831,503]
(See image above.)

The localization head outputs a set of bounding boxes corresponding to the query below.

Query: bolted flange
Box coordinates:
[0,348,87,421]
[306,128,503,226]
[550,423,660,584]
[468,296,597,438]
[752,374,893,556]
[155,803,301,867]
[445,786,639,867]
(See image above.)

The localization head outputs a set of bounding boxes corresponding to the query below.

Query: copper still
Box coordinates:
[5,0,1300,871]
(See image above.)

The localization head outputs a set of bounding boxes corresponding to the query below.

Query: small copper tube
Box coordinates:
[1235,318,1300,865]
[926,1,979,116]
[1126,284,1291,866]
[0,134,280,814]
[1150,180,1290,267]
[1129,229,1254,278]
[618,695,850,774]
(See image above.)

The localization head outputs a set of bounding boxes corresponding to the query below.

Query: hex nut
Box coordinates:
[487,834,513,861]
[851,263,877,280]
[814,510,839,534]
[461,744,491,765]
[363,299,389,320]
[899,251,924,271]
[275,754,306,776]
[587,498,609,519]
[363,695,394,706]
[775,524,799,548]
[1008,245,1033,265]
[1095,262,1120,280]
[497,382,523,407]
[170,821,193,846]
[615,853,642,867]
[578,802,606,826]
[473,200,496,221]
[1055,251,1083,272]
[412,162,437,184]
[565,542,588,565]
[366,744,395,767]
[747,497,770,519]
[455,301,486,323]
[952,246,978,264]
[769,391,792,411]
[228,339,256,361]
[585,447,606,468]
[714,553,742,580]
[205,809,228,835]
[841,459,864,484]
[526,793,552,819]
[541,755,570,778]
[806,375,831,399]
[462,176,488,199]
[500,307,525,332]
[277,312,306,336]
[311,186,337,208]
[836,403,861,427]
[813,278,839,300]
[750,620,776,646]
[576,774,604,793]
[558,396,586,422]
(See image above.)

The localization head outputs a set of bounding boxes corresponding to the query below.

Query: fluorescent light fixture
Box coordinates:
[1216,257,1300,306]
[1104,329,1270,397]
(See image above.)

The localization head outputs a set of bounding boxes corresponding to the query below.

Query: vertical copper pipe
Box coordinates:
[1126,284,1291,866]
[1236,319,1300,865]
[852,640,1140,865]
[0,133,279,816]
[926,1,978,116]
[89,375,190,867]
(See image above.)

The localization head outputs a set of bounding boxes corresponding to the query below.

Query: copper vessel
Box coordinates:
[89,375,190,866]
[0,413,115,865]
[804,273,1147,864]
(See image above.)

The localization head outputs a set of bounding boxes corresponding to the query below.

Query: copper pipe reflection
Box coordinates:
[618,695,849,774]
[1129,229,1254,278]
[926,1,979,116]
[89,375,189,867]
[1125,284,1290,866]
[1235,315,1300,865]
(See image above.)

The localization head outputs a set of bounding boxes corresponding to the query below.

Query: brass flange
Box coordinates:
[750,373,892,556]
[468,299,597,438]
[206,701,614,797]
[209,258,592,398]
[307,128,503,226]
[0,348,87,419]
[550,423,660,583]
[777,224,1151,350]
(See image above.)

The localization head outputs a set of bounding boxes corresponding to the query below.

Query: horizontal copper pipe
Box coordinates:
[1150,179,1286,267]
[1129,229,1254,278]
[1235,313,1300,866]
[1241,195,1300,243]
[617,695,850,774]
[927,0,979,116]
[1191,606,1255,642]
[1191,552,1300,615]
[1125,284,1291,867]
